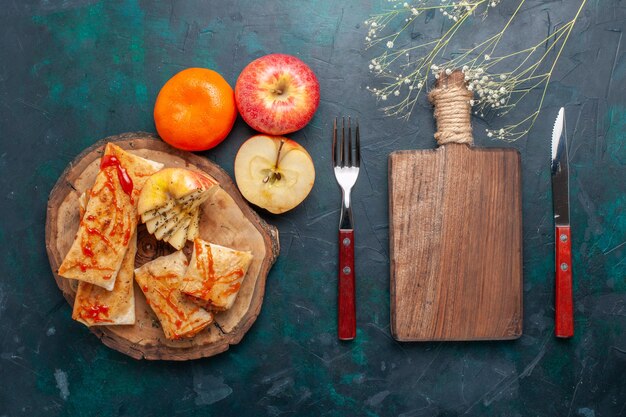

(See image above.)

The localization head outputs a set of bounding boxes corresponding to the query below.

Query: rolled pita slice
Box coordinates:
[72,231,137,326]
[58,143,163,290]
[134,251,213,340]
[181,238,253,312]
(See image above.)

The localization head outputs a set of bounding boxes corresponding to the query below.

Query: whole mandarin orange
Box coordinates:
[154,68,237,151]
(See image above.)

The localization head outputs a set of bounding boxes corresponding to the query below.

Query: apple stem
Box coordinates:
[271,89,283,95]
[274,140,285,169]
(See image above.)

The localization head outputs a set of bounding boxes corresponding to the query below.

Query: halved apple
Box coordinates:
[234,135,315,214]
[138,168,218,249]
[138,168,217,214]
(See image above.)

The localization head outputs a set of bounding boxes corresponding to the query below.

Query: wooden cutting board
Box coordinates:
[389,71,523,341]
[45,132,280,360]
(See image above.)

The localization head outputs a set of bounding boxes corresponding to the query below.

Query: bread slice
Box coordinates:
[58,143,163,290]
[72,231,137,326]
[134,251,213,340]
[181,238,253,312]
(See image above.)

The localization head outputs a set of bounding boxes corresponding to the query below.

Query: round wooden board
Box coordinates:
[45,132,280,360]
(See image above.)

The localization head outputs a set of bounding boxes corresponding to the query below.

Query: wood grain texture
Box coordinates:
[555,225,573,338]
[45,132,280,360]
[389,143,522,341]
[338,229,356,340]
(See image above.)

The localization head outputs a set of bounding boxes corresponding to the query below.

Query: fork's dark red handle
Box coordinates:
[555,226,574,338]
[338,230,356,340]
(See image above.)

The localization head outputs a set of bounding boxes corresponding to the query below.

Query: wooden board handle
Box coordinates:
[338,230,356,340]
[555,226,574,338]
[428,70,474,146]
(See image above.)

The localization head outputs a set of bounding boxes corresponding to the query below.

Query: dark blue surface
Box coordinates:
[0,1,625,416]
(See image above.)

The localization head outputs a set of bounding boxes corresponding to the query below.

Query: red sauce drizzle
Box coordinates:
[222,282,242,297]
[88,170,121,241]
[80,304,111,323]
[188,240,244,302]
[184,321,212,338]
[172,321,211,340]
[75,162,129,270]
[144,270,212,340]
[85,226,114,249]
[193,240,215,300]
[98,167,118,197]
[145,271,189,337]
[156,287,186,320]
[81,243,94,257]
[122,214,131,246]
[100,155,134,199]
[76,262,113,273]
[195,239,204,256]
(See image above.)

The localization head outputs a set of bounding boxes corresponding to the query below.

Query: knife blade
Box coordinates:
[551,107,574,338]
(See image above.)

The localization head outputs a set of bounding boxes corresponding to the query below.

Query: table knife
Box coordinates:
[551,107,574,338]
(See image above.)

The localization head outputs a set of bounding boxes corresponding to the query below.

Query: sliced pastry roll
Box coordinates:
[134,251,213,340]
[58,143,163,290]
[72,231,137,326]
[181,238,253,311]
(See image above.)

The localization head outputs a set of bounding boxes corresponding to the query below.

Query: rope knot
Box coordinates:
[428,70,474,146]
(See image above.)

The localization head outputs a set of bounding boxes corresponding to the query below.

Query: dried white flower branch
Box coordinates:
[365,0,587,141]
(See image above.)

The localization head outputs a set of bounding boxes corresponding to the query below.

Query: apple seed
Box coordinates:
[261,140,286,185]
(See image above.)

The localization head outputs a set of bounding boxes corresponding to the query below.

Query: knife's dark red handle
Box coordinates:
[555,226,574,338]
[338,230,356,340]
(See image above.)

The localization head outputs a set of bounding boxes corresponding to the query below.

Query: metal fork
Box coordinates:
[333,117,360,340]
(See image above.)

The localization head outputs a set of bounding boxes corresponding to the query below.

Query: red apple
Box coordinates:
[235,54,320,135]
